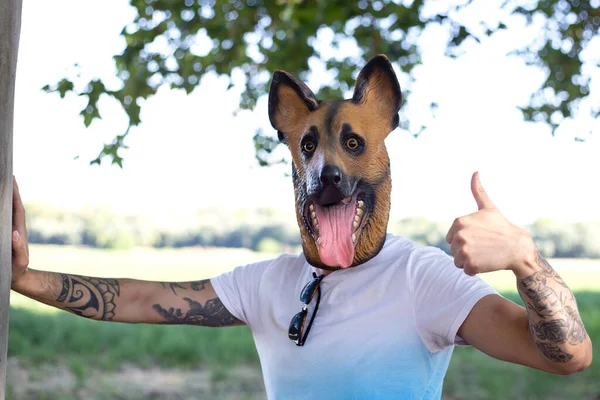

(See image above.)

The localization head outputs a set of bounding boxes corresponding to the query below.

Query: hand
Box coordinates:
[446,172,537,278]
[12,177,30,285]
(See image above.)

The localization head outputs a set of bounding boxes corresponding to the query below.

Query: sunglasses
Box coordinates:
[288,272,325,346]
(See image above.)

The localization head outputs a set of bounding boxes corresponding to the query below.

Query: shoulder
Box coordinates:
[253,252,308,273]
[374,234,461,286]
[259,252,312,284]
[375,234,448,267]
[226,252,310,283]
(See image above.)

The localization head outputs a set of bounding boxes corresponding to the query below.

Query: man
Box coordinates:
[11,55,592,399]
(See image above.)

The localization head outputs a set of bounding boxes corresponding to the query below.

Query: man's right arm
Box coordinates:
[10,177,242,327]
[12,271,243,326]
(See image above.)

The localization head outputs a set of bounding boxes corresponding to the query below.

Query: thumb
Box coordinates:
[471,171,495,210]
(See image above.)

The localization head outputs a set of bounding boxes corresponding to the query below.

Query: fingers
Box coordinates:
[451,248,476,276]
[446,225,456,245]
[446,216,465,244]
[452,249,464,270]
[12,176,28,246]
[448,173,494,242]
[450,234,462,257]
[12,230,29,271]
[471,171,495,211]
[448,222,477,276]
[449,173,499,277]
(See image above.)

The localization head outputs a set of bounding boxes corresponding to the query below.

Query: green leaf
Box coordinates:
[80,103,101,128]
[41,0,600,167]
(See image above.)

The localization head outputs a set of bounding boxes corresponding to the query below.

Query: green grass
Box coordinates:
[8,308,258,370]
[8,245,600,399]
[8,291,600,399]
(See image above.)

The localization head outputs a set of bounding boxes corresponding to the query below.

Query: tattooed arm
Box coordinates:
[149,280,243,326]
[516,251,589,365]
[458,250,592,375]
[449,173,592,375]
[10,178,241,327]
[12,271,242,327]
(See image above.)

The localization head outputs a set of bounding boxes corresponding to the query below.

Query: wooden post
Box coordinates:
[0,0,22,397]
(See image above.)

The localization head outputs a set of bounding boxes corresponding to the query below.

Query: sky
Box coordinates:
[11,0,600,226]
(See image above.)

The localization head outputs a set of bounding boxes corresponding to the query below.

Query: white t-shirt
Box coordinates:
[211,234,497,400]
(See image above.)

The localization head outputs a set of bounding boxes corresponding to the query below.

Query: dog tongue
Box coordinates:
[314,202,355,268]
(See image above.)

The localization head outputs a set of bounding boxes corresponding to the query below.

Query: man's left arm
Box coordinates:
[447,172,592,375]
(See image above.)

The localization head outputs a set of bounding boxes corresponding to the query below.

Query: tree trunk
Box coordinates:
[0,0,22,397]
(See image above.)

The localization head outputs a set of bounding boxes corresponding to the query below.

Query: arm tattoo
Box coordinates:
[519,273,560,318]
[152,297,240,327]
[534,252,570,290]
[154,279,240,327]
[160,282,186,296]
[160,280,207,296]
[57,274,120,321]
[530,319,568,343]
[565,306,587,345]
[534,342,573,363]
[190,280,207,291]
[517,250,588,363]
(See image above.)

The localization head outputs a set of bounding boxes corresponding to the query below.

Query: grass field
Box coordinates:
[7,245,600,399]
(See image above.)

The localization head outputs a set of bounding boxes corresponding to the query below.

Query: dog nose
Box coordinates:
[320,165,342,186]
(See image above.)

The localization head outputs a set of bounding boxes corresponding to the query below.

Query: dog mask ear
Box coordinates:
[352,55,402,131]
[268,71,319,142]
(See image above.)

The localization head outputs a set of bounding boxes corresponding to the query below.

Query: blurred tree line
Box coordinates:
[24,203,600,258]
[390,217,600,258]
[24,203,302,254]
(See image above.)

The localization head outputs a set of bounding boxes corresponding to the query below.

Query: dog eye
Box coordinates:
[303,140,316,153]
[345,138,359,150]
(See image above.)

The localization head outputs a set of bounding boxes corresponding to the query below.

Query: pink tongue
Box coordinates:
[314,203,355,268]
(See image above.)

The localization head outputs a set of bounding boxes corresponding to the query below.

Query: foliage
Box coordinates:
[514,0,600,135]
[24,202,302,252]
[42,0,600,166]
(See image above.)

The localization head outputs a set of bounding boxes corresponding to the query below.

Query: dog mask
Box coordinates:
[268,55,402,270]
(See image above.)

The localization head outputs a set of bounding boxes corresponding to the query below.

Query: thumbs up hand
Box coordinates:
[446,172,537,279]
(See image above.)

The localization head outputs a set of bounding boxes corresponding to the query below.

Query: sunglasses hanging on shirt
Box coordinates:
[288,272,324,346]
